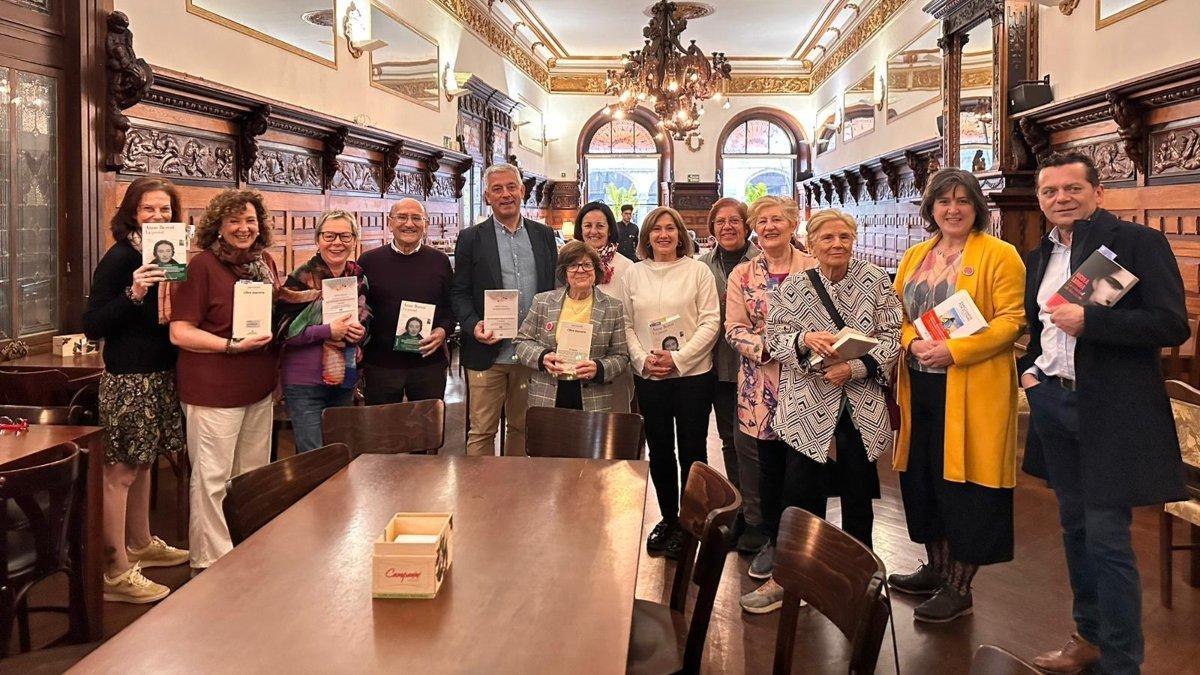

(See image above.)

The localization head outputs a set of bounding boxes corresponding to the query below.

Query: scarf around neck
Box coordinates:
[598,243,618,285]
[274,254,372,388]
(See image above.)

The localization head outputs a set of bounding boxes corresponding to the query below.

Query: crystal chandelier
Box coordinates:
[604,1,732,141]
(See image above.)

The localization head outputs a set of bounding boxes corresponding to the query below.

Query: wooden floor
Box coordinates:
[9,365,1200,674]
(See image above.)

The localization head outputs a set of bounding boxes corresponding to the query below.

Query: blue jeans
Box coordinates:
[1026,379,1142,675]
[283,384,355,454]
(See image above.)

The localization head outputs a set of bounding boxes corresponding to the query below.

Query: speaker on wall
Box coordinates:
[1010,75,1054,113]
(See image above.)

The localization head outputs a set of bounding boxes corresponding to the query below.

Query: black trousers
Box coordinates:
[635,370,715,521]
[758,406,878,549]
[363,360,448,405]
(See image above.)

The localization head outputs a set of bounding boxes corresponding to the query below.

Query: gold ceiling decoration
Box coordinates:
[551,73,811,95]
[811,0,909,89]
[429,0,550,88]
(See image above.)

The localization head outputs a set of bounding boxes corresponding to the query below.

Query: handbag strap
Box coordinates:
[806,268,846,330]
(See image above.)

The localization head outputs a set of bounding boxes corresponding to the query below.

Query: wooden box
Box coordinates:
[51,334,98,356]
[372,512,453,599]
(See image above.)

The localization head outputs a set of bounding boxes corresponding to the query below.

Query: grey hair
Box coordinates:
[482,162,522,187]
[315,209,361,241]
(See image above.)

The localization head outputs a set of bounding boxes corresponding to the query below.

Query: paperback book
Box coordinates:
[141,222,189,281]
[395,300,436,353]
[1047,246,1138,309]
[916,289,989,341]
[808,327,880,368]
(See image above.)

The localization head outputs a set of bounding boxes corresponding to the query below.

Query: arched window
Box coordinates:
[579,109,671,226]
[716,110,810,202]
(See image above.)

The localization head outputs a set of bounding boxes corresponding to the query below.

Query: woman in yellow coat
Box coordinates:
[888,169,1026,624]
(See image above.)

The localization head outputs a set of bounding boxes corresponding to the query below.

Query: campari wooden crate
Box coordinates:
[372,512,453,599]
[51,333,98,356]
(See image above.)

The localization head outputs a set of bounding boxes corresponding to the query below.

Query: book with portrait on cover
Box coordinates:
[1047,246,1138,309]
[141,222,188,281]
[916,289,989,341]
[395,300,435,353]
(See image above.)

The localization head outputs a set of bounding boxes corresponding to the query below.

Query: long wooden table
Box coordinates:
[74,454,650,674]
[0,424,106,641]
[1,351,104,377]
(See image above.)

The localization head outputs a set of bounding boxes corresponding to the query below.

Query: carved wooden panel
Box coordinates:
[288,211,322,271]
[1150,122,1200,181]
[249,143,323,192]
[1055,134,1136,184]
[121,123,235,184]
[429,174,457,201]
[329,158,382,194]
[388,170,423,197]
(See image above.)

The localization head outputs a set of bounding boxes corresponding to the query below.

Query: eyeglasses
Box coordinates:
[714,217,743,227]
[567,262,595,272]
[388,214,426,224]
[319,232,355,244]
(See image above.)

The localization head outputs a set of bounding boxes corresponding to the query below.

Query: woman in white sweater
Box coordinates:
[622,206,721,560]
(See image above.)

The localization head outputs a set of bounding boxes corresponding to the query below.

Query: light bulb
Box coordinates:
[713,92,723,101]
[722,99,731,110]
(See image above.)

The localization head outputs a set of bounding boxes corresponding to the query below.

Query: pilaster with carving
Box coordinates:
[997,0,1038,172]
[881,159,902,201]
[237,104,272,184]
[421,151,445,198]
[906,150,932,195]
[322,127,348,190]
[938,31,966,170]
[859,165,879,202]
[105,11,154,171]
[381,140,405,194]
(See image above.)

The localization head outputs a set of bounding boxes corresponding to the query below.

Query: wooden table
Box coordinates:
[1,351,104,377]
[0,424,106,641]
[75,454,649,674]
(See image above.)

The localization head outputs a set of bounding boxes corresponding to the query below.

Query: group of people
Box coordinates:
[84,153,1187,675]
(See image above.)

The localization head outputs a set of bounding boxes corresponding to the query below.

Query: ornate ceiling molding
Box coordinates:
[550,73,812,95]
[429,0,550,89]
[811,0,909,89]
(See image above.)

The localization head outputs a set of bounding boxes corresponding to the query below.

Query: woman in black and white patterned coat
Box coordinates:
[739,209,902,614]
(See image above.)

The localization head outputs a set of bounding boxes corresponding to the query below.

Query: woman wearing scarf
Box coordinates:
[83,177,189,604]
[573,201,633,412]
[169,189,282,573]
[274,210,371,454]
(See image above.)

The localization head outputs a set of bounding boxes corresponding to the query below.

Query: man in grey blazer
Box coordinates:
[450,163,558,456]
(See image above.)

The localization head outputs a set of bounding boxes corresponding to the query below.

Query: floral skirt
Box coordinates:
[99,370,186,465]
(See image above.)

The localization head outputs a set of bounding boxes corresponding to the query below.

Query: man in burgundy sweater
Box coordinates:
[358,198,456,403]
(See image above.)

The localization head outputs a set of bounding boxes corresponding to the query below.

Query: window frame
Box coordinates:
[714,108,811,201]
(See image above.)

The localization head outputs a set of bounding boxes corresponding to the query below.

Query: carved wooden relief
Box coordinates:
[105,11,154,170]
[1057,136,1136,183]
[249,143,323,191]
[429,174,457,202]
[322,127,349,190]
[381,141,404,193]
[237,104,271,183]
[121,124,235,182]
[1018,117,1051,168]
[387,170,424,197]
[906,150,931,196]
[1151,123,1200,178]
[1106,92,1146,171]
[330,158,383,194]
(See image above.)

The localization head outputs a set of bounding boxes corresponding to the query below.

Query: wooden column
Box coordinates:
[996,0,1038,172]
[939,31,966,169]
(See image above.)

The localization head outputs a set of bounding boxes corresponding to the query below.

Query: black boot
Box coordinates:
[646,520,673,554]
[663,527,688,561]
[913,585,973,623]
[887,563,941,596]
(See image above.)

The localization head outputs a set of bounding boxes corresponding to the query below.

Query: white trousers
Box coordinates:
[185,394,273,569]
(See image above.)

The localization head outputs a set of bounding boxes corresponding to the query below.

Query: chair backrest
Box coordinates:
[0,443,82,585]
[1164,318,1200,385]
[222,442,352,545]
[525,407,643,460]
[0,369,73,406]
[0,405,90,426]
[66,374,101,425]
[321,400,445,457]
[771,506,891,675]
[969,645,1041,675]
[1166,379,1200,500]
[668,462,741,673]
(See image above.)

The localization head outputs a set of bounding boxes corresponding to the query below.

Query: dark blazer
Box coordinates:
[1019,208,1189,507]
[616,221,640,261]
[451,216,559,371]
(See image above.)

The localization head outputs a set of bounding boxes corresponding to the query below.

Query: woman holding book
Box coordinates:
[514,240,629,412]
[621,207,721,560]
[573,201,634,412]
[83,177,190,604]
[169,189,282,573]
[740,209,902,614]
[274,210,372,454]
[725,195,816,576]
[888,168,1026,623]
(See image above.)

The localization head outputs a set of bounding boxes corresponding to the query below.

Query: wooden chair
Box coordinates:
[770,506,892,675]
[969,645,1040,675]
[65,378,99,426]
[0,369,73,406]
[0,443,83,657]
[626,462,741,674]
[525,407,643,460]
[321,400,445,457]
[1163,318,1200,386]
[0,405,90,426]
[1161,380,1200,608]
[222,442,352,546]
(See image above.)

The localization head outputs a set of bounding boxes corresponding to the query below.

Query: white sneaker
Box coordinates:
[103,563,169,604]
[739,578,807,614]
[127,536,189,568]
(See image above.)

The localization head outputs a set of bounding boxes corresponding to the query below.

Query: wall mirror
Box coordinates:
[886,22,941,122]
[516,96,544,155]
[369,2,439,110]
[958,21,994,172]
[843,69,876,143]
[814,98,839,156]
[186,0,336,66]
[1097,0,1168,28]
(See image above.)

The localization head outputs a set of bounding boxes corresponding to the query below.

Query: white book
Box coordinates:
[808,326,880,368]
[395,300,436,353]
[915,289,989,341]
[484,289,519,339]
[649,314,687,352]
[321,277,358,325]
[232,281,273,339]
[556,320,593,378]
[141,222,189,281]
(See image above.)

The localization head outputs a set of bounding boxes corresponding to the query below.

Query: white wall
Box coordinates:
[115,0,550,174]
[1038,0,1200,102]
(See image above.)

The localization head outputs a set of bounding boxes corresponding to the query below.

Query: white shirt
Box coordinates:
[391,241,421,255]
[597,253,632,301]
[621,257,720,379]
[1031,227,1076,380]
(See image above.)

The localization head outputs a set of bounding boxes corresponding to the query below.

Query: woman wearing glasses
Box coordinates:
[274,210,372,453]
[514,240,629,412]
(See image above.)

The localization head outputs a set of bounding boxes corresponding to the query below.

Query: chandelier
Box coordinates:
[604,1,731,140]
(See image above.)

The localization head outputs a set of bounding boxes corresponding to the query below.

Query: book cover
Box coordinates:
[141,222,189,281]
[808,326,880,368]
[916,289,989,341]
[649,314,687,352]
[556,320,593,379]
[1047,247,1139,309]
[321,277,359,325]
[484,289,519,339]
[395,300,436,353]
[232,281,273,339]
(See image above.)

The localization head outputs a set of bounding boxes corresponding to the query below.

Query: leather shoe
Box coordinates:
[1032,633,1101,673]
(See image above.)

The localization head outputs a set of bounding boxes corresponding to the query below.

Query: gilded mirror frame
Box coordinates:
[368,0,440,111]
[184,0,338,69]
[1096,0,1169,29]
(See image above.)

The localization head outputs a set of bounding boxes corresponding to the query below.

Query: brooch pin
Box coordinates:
[545,321,554,331]
[962,266,975,277]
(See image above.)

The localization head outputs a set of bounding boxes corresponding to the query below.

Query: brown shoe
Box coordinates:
[1032,633,1101,673]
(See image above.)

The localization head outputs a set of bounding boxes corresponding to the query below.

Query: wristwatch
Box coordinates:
[124,286,144,306]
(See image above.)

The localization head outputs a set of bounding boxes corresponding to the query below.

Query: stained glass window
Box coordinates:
[584,118,661,226]
[721,117,796,201]
[722,119,792,156]
[587,120,656,155]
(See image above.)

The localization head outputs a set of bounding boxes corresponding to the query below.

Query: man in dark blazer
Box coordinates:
[1019,152,1189,675]
[616,204,640,261]
[451,163,558,456]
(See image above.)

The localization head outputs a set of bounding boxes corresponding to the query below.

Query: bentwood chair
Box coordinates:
[525,407,643,460]
[222,442,352,546]
[0,369,73,406]
[969,645,1041,675]
[0,443,84,657]
[626,462,741,674]
[770,507,892,674]
[322,400,445,458]
[1160,380,1200,608]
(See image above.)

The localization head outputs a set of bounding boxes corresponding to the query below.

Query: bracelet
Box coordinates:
[124,286,144,306]
[224,338,235,354]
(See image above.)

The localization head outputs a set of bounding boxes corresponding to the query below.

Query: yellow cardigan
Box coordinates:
[892,231,1027,488]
